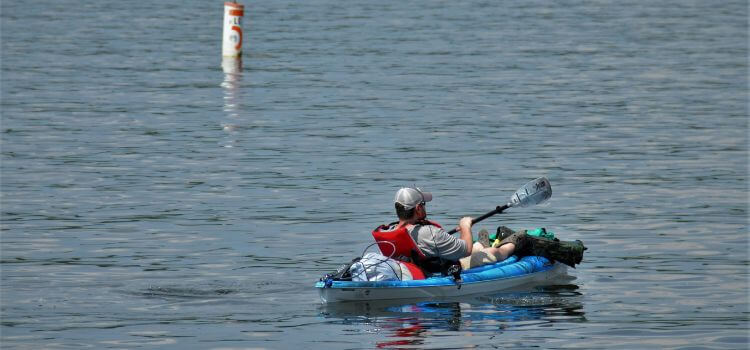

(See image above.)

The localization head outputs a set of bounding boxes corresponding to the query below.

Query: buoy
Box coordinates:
[222,2,244,57]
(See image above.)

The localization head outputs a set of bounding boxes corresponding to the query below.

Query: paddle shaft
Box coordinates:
[446,204,510,234]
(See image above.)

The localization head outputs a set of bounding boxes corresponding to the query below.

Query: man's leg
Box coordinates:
[460,243,517,270]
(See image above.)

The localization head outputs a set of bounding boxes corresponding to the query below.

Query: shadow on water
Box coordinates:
[319,284,586,348]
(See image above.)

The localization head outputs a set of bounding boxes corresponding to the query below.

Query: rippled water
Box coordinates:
[1,0,747,349]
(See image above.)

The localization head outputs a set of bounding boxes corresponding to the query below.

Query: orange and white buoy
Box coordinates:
[222,2,244,57]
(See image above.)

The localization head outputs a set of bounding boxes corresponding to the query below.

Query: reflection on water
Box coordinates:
[320,285,586,348]
[220,57,242,148]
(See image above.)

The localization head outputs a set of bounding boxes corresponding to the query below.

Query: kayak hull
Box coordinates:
[316,256,567,303]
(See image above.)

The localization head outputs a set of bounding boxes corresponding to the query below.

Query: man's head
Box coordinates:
[394,187,432,220]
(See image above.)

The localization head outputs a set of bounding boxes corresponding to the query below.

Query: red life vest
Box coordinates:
[371,220,443,280]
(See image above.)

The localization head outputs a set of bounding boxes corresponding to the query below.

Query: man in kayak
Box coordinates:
[372,187,525,272]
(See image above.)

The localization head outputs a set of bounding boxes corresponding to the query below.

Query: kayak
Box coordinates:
[316,255,567,303]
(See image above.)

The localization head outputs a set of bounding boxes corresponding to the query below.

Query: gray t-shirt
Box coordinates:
[407,223,469,261]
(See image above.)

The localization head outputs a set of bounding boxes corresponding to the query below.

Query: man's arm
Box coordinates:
[457,216,474,257]
[416,222,472,261]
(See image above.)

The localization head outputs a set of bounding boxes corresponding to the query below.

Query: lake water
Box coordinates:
[1,0,747,349]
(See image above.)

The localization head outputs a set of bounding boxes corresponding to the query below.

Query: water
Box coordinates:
[1,0,747,348]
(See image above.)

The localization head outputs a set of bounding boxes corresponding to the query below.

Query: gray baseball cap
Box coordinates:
[394,187,433,209]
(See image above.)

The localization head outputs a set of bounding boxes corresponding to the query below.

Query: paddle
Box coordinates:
[446,177,552,234]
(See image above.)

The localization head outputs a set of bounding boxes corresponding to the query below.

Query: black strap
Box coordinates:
[321,257,361,282]
[446,264,462,289]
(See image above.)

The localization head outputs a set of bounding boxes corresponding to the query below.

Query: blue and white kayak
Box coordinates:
[315,255,567,303]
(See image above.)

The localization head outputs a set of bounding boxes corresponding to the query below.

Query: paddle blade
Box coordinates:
[508,177,552,208]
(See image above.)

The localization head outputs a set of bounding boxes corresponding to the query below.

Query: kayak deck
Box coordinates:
[316,255,567,303]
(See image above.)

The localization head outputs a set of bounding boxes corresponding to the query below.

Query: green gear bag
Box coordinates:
[489,226,585,268]
[521,234,586,268]
[490,227,556,241]
[526,227,556,240]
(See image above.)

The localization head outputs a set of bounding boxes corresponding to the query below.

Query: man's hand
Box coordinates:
[458,216,474,256]
[459,217,473,232]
